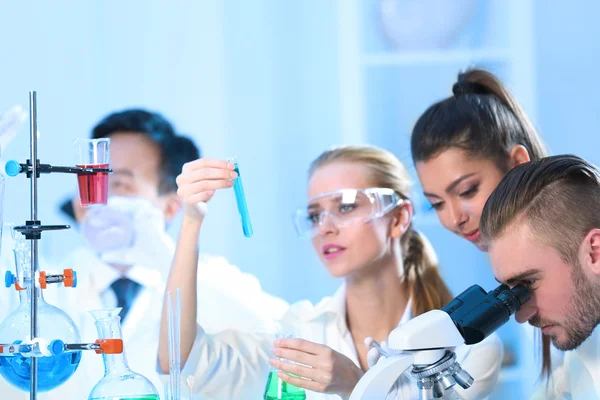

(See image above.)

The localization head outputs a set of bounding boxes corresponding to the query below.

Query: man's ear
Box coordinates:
[161,192,182,223]
[508,145,531,168]
[390,202,412,239]
[581,228,600,276]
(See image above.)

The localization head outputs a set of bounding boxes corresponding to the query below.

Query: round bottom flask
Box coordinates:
[87,308,158,400]
[0,234,81,391]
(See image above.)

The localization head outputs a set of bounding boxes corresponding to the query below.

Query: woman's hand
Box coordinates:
[270,338,364,399]
[176,158,238,220]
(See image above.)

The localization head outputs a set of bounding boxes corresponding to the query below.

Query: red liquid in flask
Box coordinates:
[76,163,109,206]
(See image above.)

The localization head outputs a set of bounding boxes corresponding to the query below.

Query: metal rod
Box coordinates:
[29,91,38,223]
[64,343,99,351]
[28,91,38,400]
[7,161,109,176]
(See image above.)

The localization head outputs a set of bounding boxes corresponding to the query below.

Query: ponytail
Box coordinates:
[411,68,549,169]
[402,228,453,316]
[455,69,548,161]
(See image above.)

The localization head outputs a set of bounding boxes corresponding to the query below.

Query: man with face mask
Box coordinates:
[8,109,288,399]
[480,154,600,399]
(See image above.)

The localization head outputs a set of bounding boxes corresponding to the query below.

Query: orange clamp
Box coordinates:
[63,269,75,288]
[39,271,47,289]
[94,339,123,355]
[14,282,26,291]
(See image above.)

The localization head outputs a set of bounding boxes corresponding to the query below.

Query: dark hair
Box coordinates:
[59,109,200,221]
[92,108,200,194]
[481,155,600,264]
[411,68,548,168]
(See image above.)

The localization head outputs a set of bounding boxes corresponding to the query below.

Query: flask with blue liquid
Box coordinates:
[0,231,82,392]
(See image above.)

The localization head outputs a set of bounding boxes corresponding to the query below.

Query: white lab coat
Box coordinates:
[182,285,504,400]
[530,325,600,399]
[0,246,289,400]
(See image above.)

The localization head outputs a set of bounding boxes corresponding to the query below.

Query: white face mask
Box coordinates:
[81,197,136,253]
[80,196,174,271]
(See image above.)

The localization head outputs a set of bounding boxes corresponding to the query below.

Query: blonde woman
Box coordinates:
[159,145,503,399]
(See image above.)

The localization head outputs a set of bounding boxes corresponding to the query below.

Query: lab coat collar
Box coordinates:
[310,284,347,321]
[576,323,600,361]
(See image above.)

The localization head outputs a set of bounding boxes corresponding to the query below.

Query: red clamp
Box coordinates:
[94,339,124,355]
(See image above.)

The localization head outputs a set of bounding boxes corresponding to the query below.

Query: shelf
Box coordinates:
[362,48,510,67]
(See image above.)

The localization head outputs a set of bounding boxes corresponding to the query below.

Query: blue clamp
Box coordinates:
[72,271,78,288]
[49,340,65,356]
[4,271,16,288]
[5,160,22,177]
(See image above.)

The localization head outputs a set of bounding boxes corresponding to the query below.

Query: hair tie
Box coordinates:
[452,81,490,97]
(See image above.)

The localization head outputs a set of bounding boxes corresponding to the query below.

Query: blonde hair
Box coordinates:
[309,145,453,316]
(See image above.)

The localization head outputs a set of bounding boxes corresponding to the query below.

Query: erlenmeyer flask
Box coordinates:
[263,333,306,400]
[87,308,158,400]
[0,232,82,391]
[263,370,306,400]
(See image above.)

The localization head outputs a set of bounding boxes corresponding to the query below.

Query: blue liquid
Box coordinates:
[0,351,82,392]
[233,163,253,238]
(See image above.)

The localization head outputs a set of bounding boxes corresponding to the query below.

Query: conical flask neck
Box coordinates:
[90,308,131,376]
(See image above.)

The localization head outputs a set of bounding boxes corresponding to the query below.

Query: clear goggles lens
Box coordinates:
[293,188,404,237]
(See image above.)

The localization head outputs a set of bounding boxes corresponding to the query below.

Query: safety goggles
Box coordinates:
[293,188,405,238]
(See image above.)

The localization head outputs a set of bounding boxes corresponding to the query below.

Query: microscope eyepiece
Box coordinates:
[509,284,530,306]
[442,283,531,345]
[487,283,509,298]
[495,284,530,315]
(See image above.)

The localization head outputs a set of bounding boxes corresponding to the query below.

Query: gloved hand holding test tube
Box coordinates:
[228,157,253,238]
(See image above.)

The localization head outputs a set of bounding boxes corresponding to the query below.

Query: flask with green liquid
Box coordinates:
[263,333,306,400]
[263,369,306,400]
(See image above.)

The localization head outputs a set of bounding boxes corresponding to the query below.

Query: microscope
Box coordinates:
[349,283,530,400]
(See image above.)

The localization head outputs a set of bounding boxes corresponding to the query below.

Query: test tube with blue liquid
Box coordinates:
[228,157,253,238]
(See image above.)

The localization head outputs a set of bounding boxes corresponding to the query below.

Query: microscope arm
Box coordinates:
[350,310,464,399]
[349,352,415,400]
[348,284,530,399]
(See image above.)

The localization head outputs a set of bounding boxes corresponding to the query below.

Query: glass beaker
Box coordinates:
[87,308,159,400]
[74,138,110,207]
[263,334,306,400]
[0,232,82,391]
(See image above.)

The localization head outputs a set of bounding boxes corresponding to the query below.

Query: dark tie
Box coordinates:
[110,278,142,322]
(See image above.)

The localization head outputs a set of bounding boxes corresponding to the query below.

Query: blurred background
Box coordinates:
[0,0,598,398]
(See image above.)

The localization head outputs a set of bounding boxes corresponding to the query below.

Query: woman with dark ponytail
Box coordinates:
[162,144,503,399]
[411,68,558,387]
